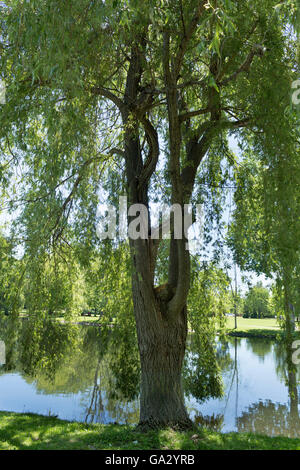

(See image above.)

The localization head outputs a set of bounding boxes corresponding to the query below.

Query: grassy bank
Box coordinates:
[224,317,300,339]
[0,412,299,450]
[227,329,282,339]
[225,317,280,331]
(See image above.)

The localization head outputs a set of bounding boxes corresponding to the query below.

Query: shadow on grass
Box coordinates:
[0,412,300,450]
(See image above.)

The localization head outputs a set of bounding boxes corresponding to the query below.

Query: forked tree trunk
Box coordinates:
[122,45,193,429]
[130,247,193,430]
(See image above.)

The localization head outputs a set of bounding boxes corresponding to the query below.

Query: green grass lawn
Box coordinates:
[224,316,289,339]
[15,313,283,330]
[224,316,300,339]
[0,412,299,450]
[226,317,280,331]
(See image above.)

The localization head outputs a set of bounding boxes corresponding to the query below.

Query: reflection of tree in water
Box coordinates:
[273,341,300,385]
[274,339,300,424]
[0,317,20,371]
[1,318,140,424]
[220,338,239,426]
[216,338,235,373]
[237,399,300,438]
[82,326,140,424]
[244,337,273,363]
[184,337,234,430]
[237,339,300,438]
[84,359,107,424]
[183,333,230,404]
[3,318,299,430]
[3,318,234,425]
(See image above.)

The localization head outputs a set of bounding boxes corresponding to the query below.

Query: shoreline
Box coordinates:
[0,411,299,450]
[227,329,300,340]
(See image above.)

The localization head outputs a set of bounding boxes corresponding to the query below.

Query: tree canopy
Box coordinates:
[0,0,299,429]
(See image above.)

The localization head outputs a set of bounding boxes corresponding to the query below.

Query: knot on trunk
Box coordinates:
[154,283,175,303]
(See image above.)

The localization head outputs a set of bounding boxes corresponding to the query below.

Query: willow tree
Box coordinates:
[228,135,300,399]
[0,0,298,429]
[229,131,300,336]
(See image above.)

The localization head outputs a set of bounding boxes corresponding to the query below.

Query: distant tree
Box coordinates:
[243,282,271,318]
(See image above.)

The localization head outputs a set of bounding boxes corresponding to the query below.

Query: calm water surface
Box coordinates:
[0,321,299,437]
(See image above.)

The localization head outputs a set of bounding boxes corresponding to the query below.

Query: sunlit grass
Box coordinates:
[0,412,299,450]
[226,317,280,331]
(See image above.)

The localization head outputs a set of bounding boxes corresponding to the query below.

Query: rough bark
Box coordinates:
[137,305,192,430]
[130,239,193,430]
[122,37,194,430]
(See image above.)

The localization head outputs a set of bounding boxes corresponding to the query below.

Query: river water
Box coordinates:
[0,321,299,437]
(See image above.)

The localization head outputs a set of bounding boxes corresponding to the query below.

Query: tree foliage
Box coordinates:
[0,0,299,427]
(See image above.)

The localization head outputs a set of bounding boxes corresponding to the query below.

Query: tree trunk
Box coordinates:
[132,273,193,430]
[127,236,192,430]
[122,43,193,430]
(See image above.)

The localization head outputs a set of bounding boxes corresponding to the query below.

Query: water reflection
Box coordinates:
[187,336,300,437]
[235,338,300,437]
[245,337,273,362]
[237,400,300,437]
[0,317,140,424]
[0,318,299,437]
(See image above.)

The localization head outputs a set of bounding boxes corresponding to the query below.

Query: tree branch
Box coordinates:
[51,155,108,239]
[174,1,207,78]
[179,107,210,122]
[91,85,125,111]
[137,116,159,193]
[219,45,266,87]
[108,147,125,158]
